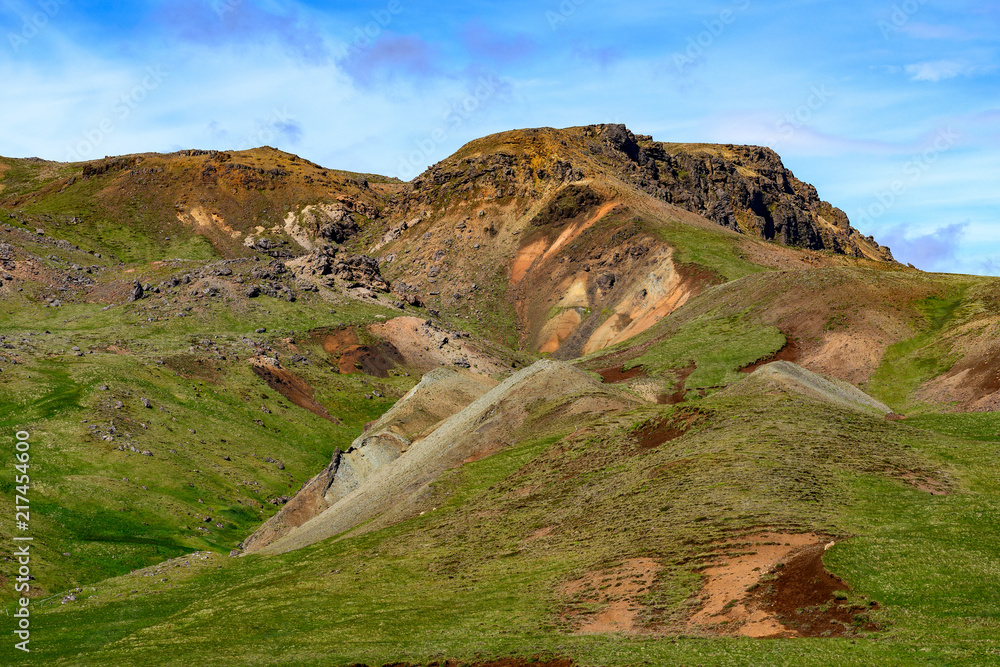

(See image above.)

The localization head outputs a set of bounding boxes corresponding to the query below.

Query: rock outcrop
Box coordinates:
[590,124,893,260]
[287,246,390,293]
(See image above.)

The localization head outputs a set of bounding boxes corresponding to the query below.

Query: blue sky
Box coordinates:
[1,0,997,274]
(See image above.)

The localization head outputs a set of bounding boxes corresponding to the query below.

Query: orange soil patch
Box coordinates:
[368,316,510,375]
[688,532,823,637]
[688,532,877,638]
[311,326,360,355]
[309,324,404,377]
[805,331,886,385]
[511,237,548,284]
[512,200,619,286]
[581,257,720,358]
[583,248,690,355]
[539,309,582,353]
[560,558,662,635]
[250,360,340,423]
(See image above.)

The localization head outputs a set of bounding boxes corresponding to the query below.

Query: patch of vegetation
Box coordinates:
[0,291,416,601]
[866,290,967,410]
[644,218,767,282]
[626,312,785,390]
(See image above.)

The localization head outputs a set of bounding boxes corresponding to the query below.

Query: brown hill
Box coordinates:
[0,147,402,262]
[368,124,897,357]
[0,125,902,367]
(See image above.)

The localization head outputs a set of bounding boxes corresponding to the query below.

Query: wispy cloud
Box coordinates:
[979,256,1000,276]
[900,22,975,40]
[461,21,535,64]
[572,45,623,69]
[157,0,331,65]
[904,59,992,82]
[274,119,303,145]
[339,33,439,86]
[878,221,970,271]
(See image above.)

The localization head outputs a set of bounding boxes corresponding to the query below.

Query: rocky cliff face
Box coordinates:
[385,125,893,262]
[590,124,893,261]
[366,124,900,357]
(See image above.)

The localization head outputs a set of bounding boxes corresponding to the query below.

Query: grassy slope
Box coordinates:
[14,389,1000,665]
[7,225,997,665]
[0,289,415,601]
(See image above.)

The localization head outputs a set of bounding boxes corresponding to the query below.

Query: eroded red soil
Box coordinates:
[752,544,879,637]
[596,364,647,383]
[687,533,879,638]
[251,363,340,423]
[308,325,404,377]
[740,336,801,373]
[633,408,706,450]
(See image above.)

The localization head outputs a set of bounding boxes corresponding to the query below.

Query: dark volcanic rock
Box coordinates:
[128,280,144,302]
[320,215,361,244]
[333,253,390,292]
[588,124,894,260]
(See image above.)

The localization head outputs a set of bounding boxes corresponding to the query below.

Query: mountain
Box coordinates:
[1,126,999,666]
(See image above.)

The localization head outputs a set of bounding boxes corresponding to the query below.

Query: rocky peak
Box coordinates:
[585,124,893,261]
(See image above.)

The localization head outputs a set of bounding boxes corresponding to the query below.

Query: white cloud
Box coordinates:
[904,59,991,82]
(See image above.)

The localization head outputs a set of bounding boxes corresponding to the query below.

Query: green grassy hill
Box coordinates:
[2,126,1000,666]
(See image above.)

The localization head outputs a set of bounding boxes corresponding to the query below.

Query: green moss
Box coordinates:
[626,312,785,390]
[866,290,967,410]
[645,219,766,282]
